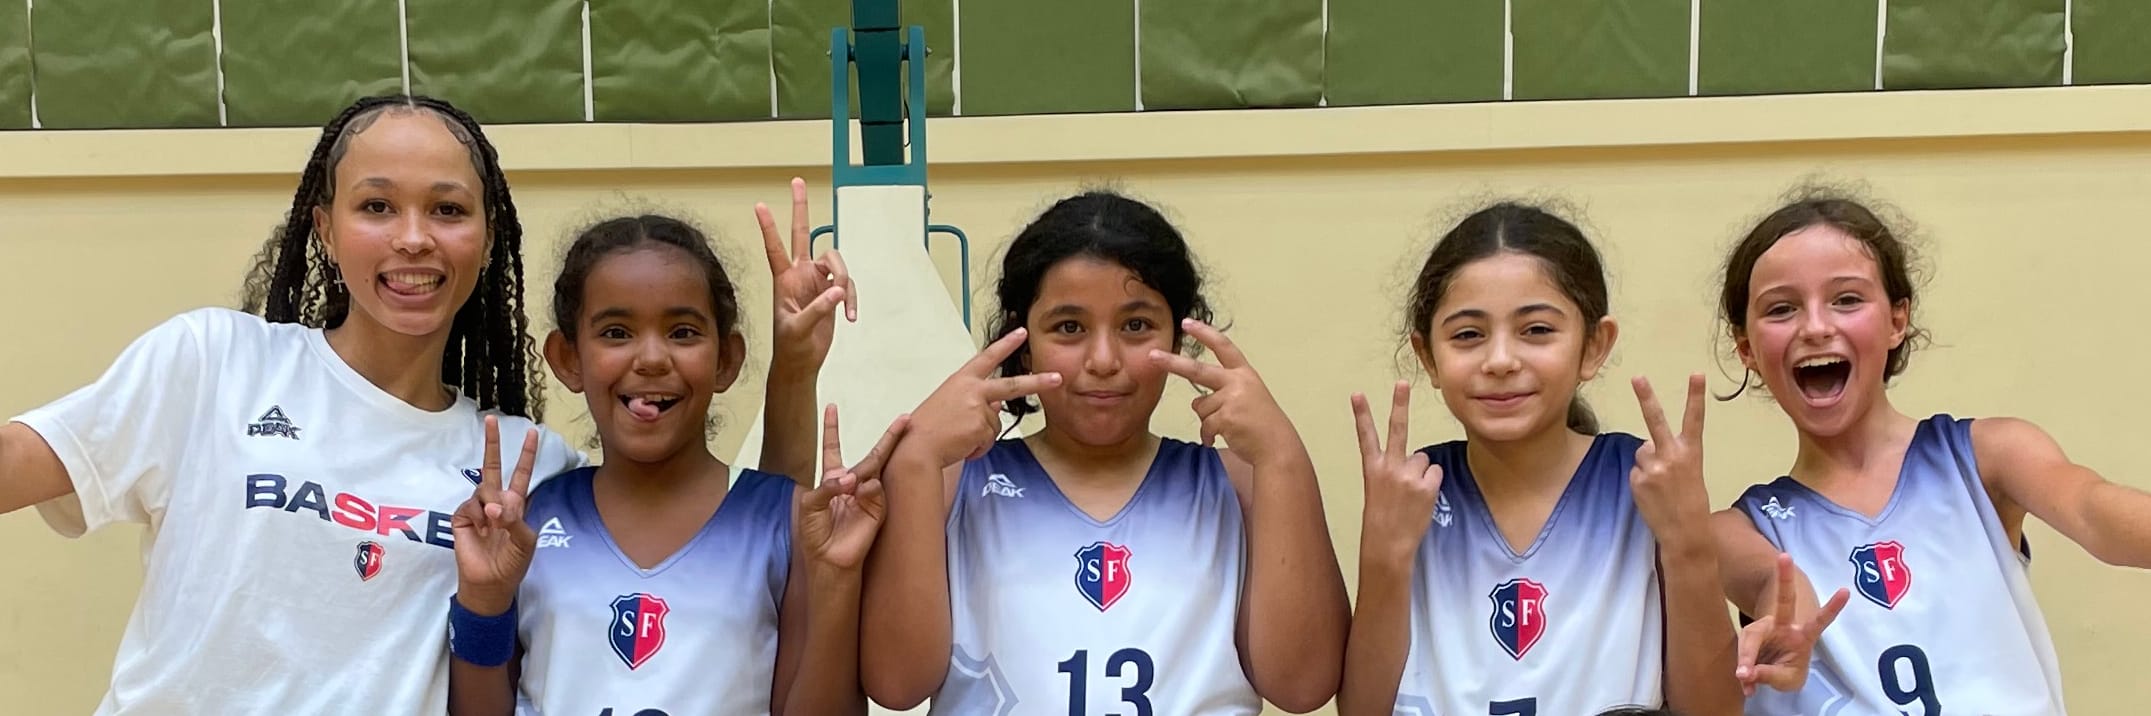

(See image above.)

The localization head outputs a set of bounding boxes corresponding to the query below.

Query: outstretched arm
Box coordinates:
[0,423,72,515]
[1976,417,2151,569]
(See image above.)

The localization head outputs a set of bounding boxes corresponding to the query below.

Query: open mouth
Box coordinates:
[381,270,445,296]
[1792,356,1851,402]
[620,393,683,421]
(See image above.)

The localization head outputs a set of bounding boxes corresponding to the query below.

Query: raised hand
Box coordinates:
[800,405,910,571]
[452,416,542,614]
[1148,318,1301,466]
[1352,380,1444,562]
[1736,554,1852,695]
[761,177,855,373]
[903,328,1063,467]
[1628,374,1713,548]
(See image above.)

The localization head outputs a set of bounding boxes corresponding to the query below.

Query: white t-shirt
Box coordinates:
[12,307,584,715]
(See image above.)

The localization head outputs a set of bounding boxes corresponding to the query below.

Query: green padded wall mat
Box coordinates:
[1882,0,2064,89]
[1140,0,1322,110]
[1327,0,1502,106]
[407,0,585,123]
[2073,0,2151,86]
[1512,0,1690,101]
[221,0,404,127]
[959,0,1135,115]
[0,0,26,128]
[590,0,771,121]
[1698,0,1876,95]
[31,0,219,128]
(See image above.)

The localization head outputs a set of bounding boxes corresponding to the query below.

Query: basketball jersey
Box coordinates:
[12,307,584,715]
[936,438,1259,715]
[1734,414,2064,716]
[1392,433,1665,716]
[513,465,793,716]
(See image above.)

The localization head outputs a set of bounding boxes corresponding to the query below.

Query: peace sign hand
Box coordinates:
[1352,381,1444,563]
[452,415,542,615]
[1736,554,1853,695]
[902,328,1063,468]
[761,177,855,374]
[1148,319,1301,467]
[800,405,910,572]
[1628,374,1713,550]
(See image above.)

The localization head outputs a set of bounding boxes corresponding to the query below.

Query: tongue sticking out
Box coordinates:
[629,397,664,420]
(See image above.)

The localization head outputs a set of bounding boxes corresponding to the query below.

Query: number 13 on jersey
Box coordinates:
[1058,647,1155,715]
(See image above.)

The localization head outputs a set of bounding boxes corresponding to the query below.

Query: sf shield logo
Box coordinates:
[1850,541,1913,609]
[1488,578,1549,660]
[353,541,384,581]
[1074,542,1133,612]
[609,593,671,670]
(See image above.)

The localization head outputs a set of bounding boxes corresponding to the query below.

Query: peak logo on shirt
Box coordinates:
[1488,578,1549,660]
[1433,492,1454,528]
[609,593,671,671]
[247,405,301,440]
[354,541,385,581]
[1760,495,1796,520]
[982,473,1025,498]
[1074,542,1133,612]
[1850,541,1913,609]
[537,517,573,549]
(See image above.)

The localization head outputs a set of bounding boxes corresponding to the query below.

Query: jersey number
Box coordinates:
[1058,648,1154,716]
[1877,644,1940,713]
[1489,698,1537,716]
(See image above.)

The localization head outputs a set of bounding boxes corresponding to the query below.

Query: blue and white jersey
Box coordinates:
[936,438,1259,715]
[1735,414,2064,716]
[513,466,793,716]
[1394,433,1665,716]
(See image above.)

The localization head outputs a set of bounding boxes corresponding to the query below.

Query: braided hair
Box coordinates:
[238,94,545,420]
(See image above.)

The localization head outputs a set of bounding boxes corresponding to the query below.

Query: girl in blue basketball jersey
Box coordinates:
[445,182,906,716]
[860,191,1350,714]
[1338,202,1772,716]
[1710,190,2151,714]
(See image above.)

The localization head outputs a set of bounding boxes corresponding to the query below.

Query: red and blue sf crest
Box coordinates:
[353,541,384,581]
[609,593,671,670]
[1074,542,1133,612]
[1850,541,1913,609]
[1487,578,1549,660]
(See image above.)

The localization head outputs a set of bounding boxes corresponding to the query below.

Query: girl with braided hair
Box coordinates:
[0,94,583,715]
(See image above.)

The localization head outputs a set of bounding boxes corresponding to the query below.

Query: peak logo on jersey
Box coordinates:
[1850,541,1913,609]
[1488,578,1549,660]
[982,473,1025,498]
[245,474,456,550]
[1074,542,1133,612]
[1760,496,1796,521]
[537,517,572,549]
[461,468,484,485]
[247,405,301,439]
[1433,492,1454,528]
[354,541,385,581]
[609,593,671,670]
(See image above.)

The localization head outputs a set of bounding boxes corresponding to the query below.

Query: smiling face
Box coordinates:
[1736,224,1910,439]
[547,245,745,464]
[1021,257,1178,448]
[313,109,490,341]
[1414,252,1615,442]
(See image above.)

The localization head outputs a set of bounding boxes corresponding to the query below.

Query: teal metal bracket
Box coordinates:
[809,10,971,330]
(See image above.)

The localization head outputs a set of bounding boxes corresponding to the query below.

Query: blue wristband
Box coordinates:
[448,594,518,667]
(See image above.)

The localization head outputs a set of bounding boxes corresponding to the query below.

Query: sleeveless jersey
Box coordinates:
[1734,414,2064,716]
[514,466,793,716]
[936,438,1259,715]
[1393,433,1665,715]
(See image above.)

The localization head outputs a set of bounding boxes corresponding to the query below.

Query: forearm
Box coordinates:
[759,362,819,484]
[2078,480,2151,568]
[447,659,518,716]
[1243,449,1349,712]
[784,567,868,716]
[858,449,954,708]
[1658,545,1743,716]
[1336,546,1416,716]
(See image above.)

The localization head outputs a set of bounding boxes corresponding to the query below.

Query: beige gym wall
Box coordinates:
[4,85,2149,713]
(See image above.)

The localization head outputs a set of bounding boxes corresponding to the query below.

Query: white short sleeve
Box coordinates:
[12,310,216,536]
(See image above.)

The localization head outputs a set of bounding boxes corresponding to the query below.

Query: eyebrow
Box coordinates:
[1041,299,1163,319]
[588,306,712,323]
[1440,302,1566,325]
[349,177,473,194]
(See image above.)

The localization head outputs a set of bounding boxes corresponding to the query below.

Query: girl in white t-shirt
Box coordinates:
[0,94,582,715]
[444,183,901,715]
